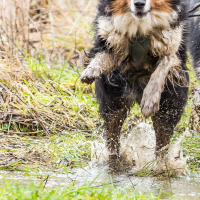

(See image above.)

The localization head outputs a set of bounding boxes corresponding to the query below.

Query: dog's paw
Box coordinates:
[141,89,161,118]
[80,65,102,84]
[156,149,189,176]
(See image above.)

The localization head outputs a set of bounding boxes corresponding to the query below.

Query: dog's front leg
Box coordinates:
[80,52,114,84]
[141,55,181,118]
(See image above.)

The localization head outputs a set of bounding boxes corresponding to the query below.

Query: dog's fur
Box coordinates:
[189,0,200,80]
[81,0,189,167]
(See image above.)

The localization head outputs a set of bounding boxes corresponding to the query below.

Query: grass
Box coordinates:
[0,0,95,59]
[0,132,92,171]
[0,56,99,172]
[0,56,99,134]
[0,177,168,200]
[0,55,199,199]
[182,132,200,171]
[0,59,199,199]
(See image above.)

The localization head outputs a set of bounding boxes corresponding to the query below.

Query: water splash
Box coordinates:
[91,122,189,174]
[157,129,190,175]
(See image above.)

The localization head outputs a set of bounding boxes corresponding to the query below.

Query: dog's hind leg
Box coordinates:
[95,73,133,168]
[152,77,188,173]
[104,108,128,164]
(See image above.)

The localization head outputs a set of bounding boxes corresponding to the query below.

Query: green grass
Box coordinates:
[27,57,99,131]
[0,132,93,171]
[0,180,167,200]
[182,132,200,171]
[0,56,99,133]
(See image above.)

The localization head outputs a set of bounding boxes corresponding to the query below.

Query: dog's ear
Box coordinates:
[151,0,173,13]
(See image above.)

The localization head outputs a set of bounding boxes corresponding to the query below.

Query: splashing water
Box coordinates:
[91,122,189,174]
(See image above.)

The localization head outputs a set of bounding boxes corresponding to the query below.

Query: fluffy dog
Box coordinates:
[81,0,189,168]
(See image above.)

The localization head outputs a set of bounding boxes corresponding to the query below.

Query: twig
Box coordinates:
[1,129,44,135]
[8,114,12,135]
[43,175,50,189]
[152,171,165,177]
[49,11,57,49]
[165,162,172,193]
[127,176,135,189]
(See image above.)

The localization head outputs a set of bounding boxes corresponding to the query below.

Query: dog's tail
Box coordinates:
[189,0,200,80]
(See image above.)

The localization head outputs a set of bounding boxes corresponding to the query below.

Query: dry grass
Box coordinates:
[0,0,99,170]
[0,57,99,135]
[0,0,96,62]
[0,0,99,135]
[0,55,97,170]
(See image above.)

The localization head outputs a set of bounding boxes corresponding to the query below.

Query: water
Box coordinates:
[70,165,200,200]
[0,122,199,199]
[91,122,189,174]
[1,166,200,199]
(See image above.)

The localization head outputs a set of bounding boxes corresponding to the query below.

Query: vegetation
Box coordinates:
[0,180,167,200]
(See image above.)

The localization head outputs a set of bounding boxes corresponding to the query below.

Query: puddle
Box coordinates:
[71,165,200,200]
[1,166,200,199]
[0,123,199,199]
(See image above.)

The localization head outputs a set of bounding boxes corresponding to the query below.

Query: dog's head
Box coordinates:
[111,0,173,19]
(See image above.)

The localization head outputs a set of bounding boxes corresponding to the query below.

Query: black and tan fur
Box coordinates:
[81,0,189,168]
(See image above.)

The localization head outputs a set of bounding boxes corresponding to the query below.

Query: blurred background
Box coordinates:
[0,0,101,135]
[0,0,96,63]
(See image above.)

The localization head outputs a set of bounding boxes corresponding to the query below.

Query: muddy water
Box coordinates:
[1,166,200,200]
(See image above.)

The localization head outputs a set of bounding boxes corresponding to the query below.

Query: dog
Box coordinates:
[81,0,189,169]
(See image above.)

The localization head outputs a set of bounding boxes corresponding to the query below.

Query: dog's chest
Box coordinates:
[129,37,150,68]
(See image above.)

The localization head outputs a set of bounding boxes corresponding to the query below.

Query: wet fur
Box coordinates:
[81,0,189,167]
[141,55,181,118]
[189,0,200,80]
